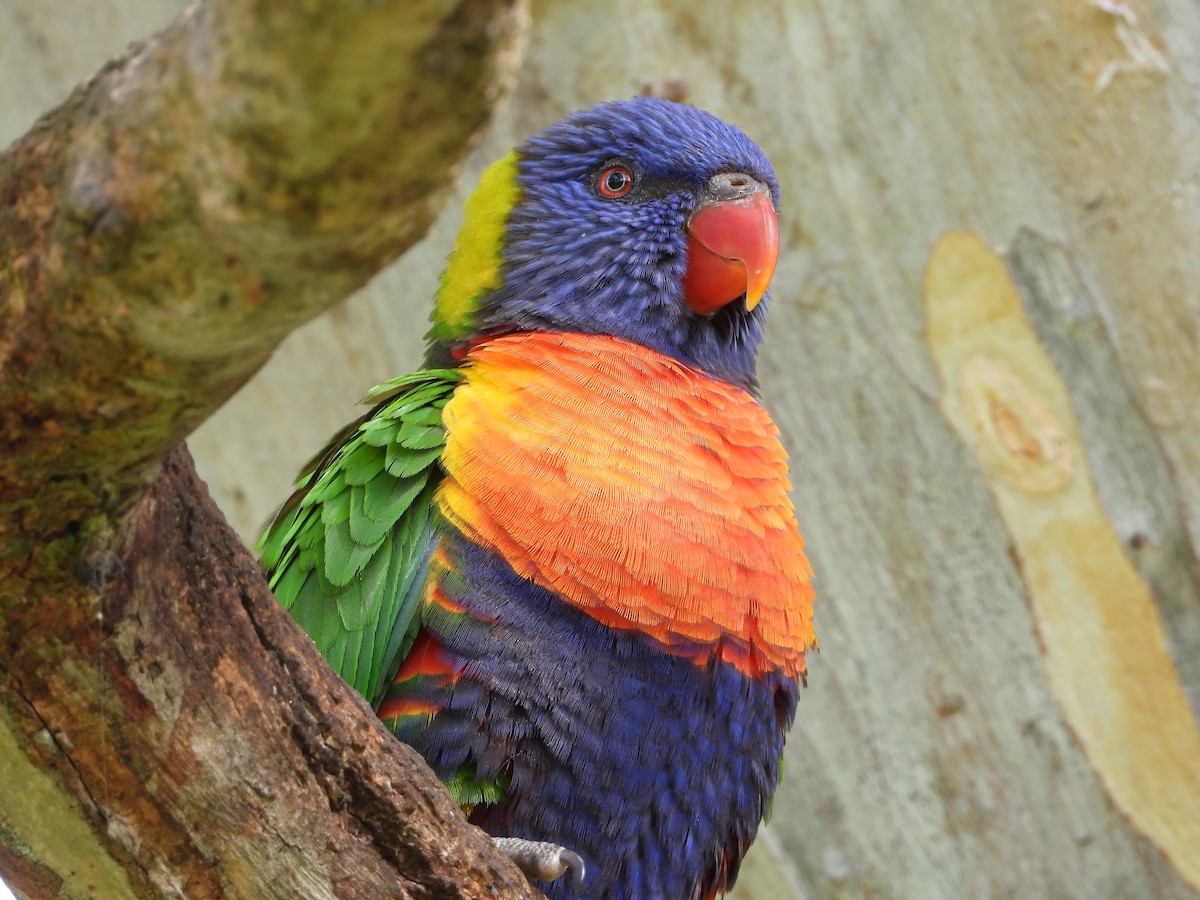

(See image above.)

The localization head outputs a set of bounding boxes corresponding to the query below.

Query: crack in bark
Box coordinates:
[4,667,107,825]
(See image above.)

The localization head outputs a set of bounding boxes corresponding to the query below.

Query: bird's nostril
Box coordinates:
[708,171,764,201]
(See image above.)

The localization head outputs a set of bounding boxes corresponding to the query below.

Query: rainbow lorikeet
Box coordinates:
[259,98,816,899]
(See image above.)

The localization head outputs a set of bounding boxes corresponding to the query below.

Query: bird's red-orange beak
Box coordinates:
[682,175,779,315]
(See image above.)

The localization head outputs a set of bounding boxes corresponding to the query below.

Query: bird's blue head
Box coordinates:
[430,97,781,389]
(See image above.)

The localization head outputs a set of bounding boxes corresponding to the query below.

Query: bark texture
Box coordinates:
[5,447,537,898]
[188,1,1200,898]
[0,0,535,896]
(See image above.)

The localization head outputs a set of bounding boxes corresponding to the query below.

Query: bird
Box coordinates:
[259,97,816,900]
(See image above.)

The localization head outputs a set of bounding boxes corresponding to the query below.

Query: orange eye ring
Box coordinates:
[597,165,635,198]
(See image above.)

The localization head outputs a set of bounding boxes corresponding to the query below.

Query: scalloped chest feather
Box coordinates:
[436,330,816,680]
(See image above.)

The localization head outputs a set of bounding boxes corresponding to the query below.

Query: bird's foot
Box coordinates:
[492,836,586,890]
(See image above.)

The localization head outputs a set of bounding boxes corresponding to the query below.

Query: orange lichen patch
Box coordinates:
[924,230,1200,890]
[436,331,816,680]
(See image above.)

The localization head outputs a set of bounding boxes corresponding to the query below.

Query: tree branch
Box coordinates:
[0,0,526,521]
[0,0,537,895]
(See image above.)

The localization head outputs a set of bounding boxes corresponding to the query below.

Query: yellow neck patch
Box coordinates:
[431,152,521,343]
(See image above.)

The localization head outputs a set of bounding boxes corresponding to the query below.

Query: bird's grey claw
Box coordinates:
[492,836,586,889]
[559,848,586,890]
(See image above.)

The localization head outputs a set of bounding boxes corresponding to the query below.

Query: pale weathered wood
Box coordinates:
[5,0,1200,898]
[1007,227,1200,706]
[194,1,1200,897]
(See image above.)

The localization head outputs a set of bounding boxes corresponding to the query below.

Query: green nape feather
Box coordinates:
[429,151,521,345]
[259,370,462,706]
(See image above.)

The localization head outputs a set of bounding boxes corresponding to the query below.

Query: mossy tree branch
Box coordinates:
[0,1,538,896]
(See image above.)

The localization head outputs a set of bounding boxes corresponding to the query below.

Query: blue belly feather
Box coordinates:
[395,530,799,899]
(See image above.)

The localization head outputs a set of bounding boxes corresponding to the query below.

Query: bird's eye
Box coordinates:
[597,164,635,198]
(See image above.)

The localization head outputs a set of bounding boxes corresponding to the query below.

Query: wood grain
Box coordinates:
[191,1,1200,896]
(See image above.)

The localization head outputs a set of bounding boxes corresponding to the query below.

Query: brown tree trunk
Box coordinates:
[193,1,1200,898]
[0,0,539,896]
[3,446,536,898]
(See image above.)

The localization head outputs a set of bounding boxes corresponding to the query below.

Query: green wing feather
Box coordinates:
[259,369,462,706]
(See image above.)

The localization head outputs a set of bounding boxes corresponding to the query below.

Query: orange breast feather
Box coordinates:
[436,331,816,680]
